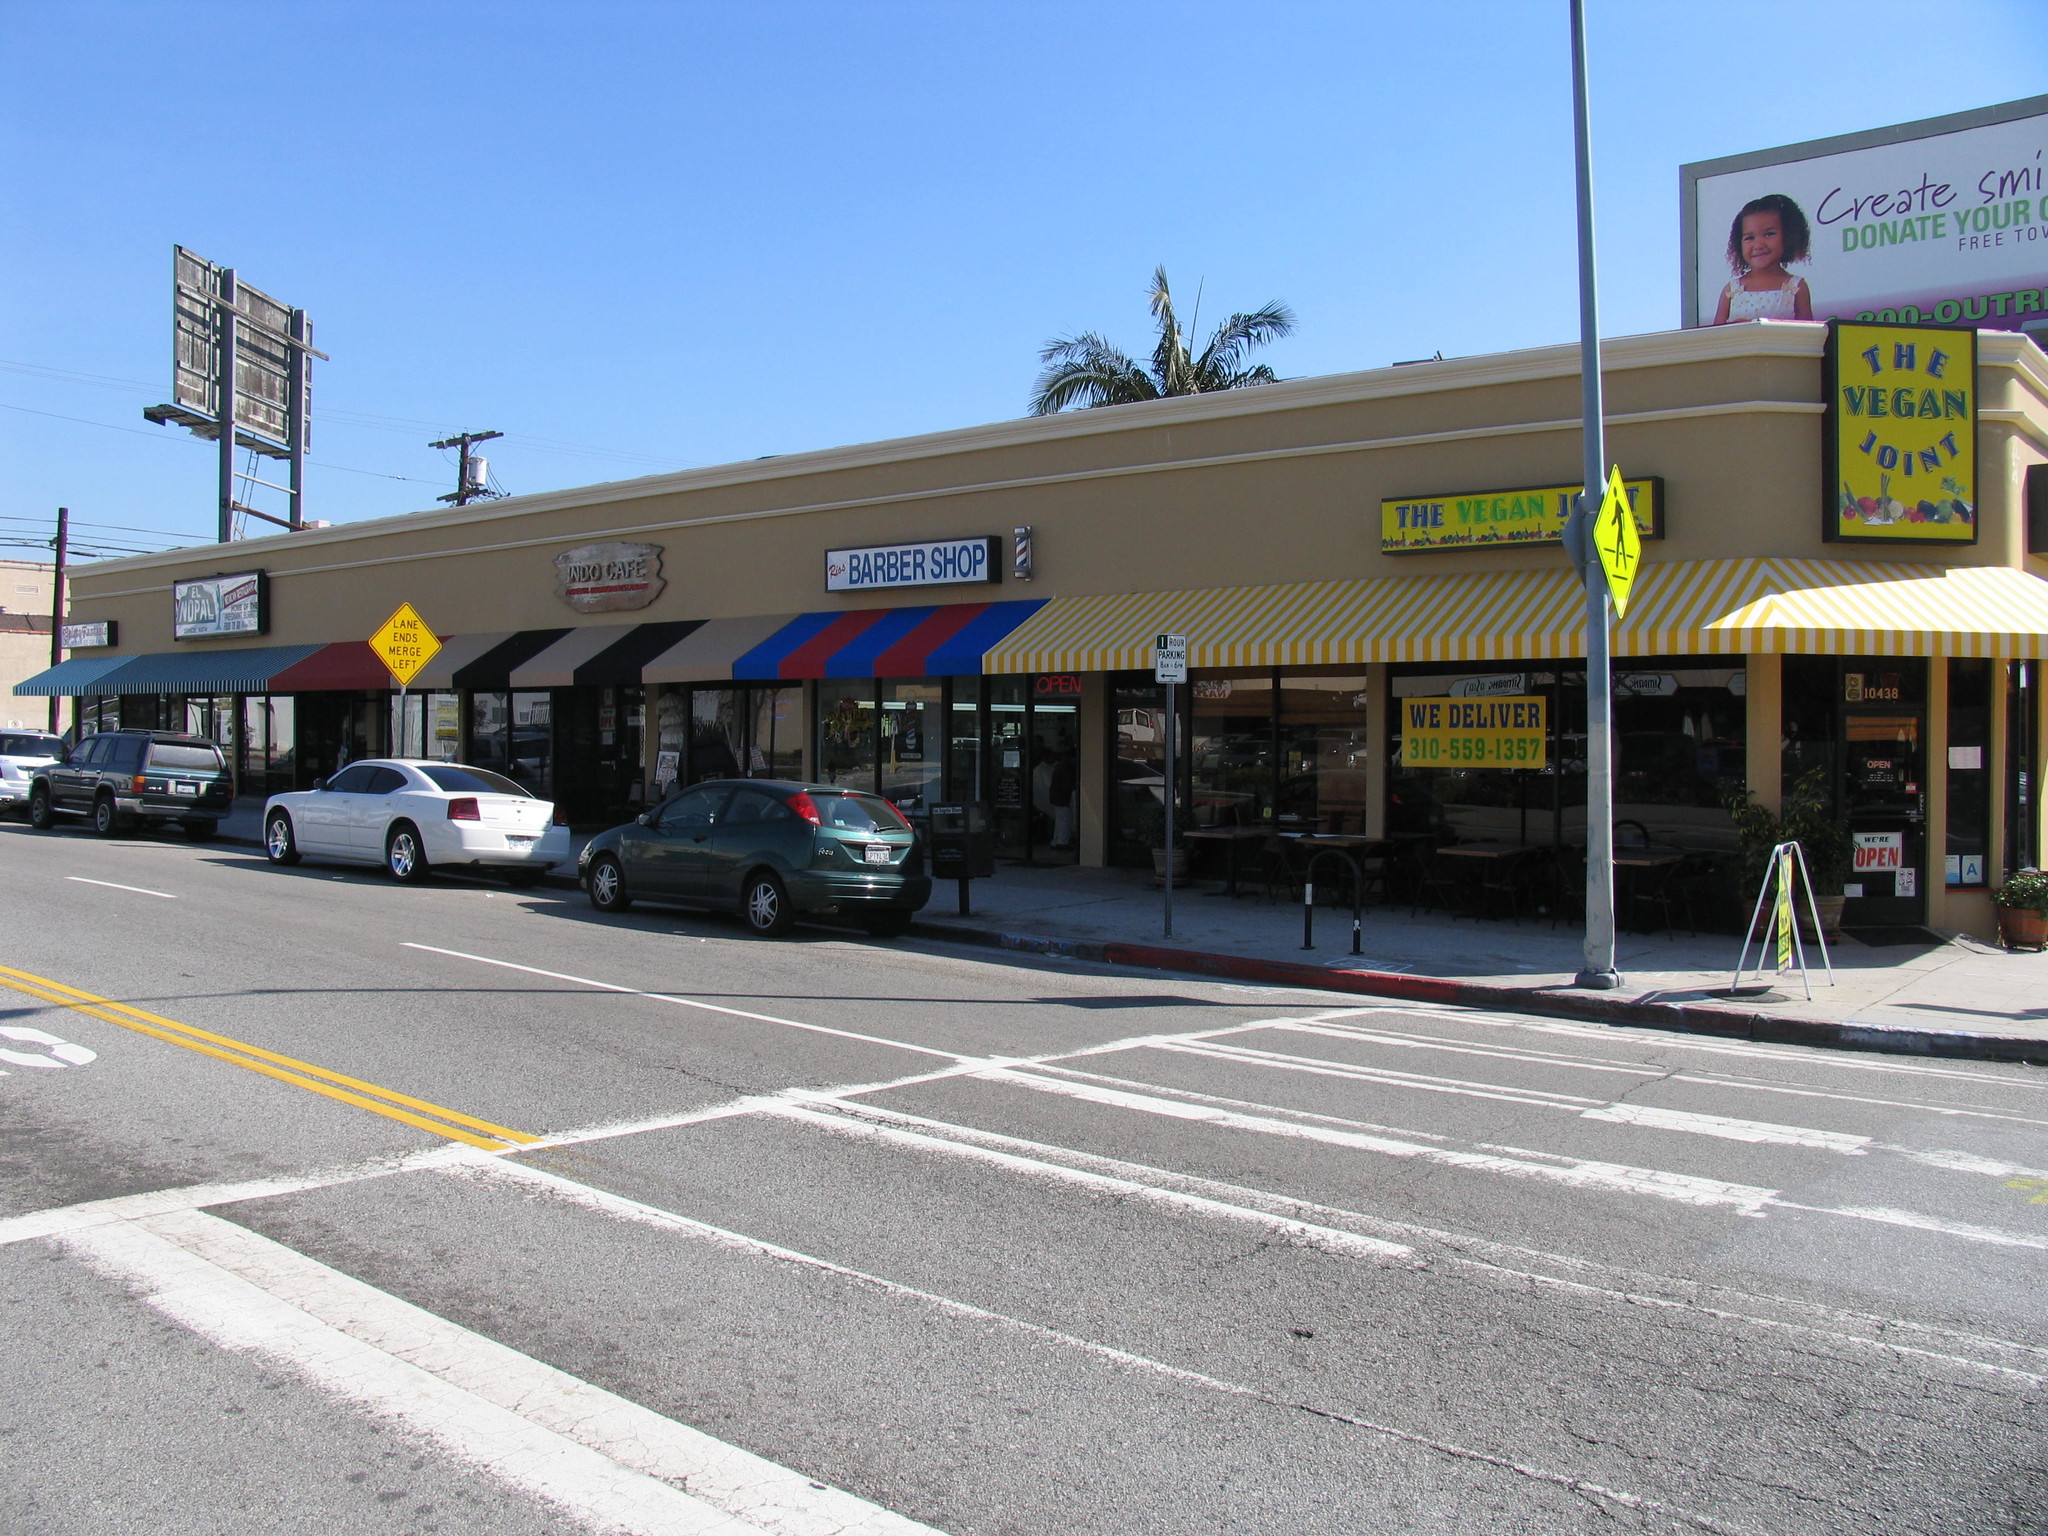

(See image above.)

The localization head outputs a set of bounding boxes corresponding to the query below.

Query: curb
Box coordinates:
[908,920,2048,1068]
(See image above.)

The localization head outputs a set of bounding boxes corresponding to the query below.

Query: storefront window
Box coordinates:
[1392,669,1559,845]
[988,676,1031,857]
[2008,662,2040,877]
[947,676,984,803]
[880,679,943,818]
[1278,671,1371,833]
[1109,674,1169,867]
[749,687,802,779]
[242,696,269,789]
[1612,663,1747,850]
[1189,673,1274,828]
[470,692,510,776]
[691,689,746,781]
[816,679,877,790]
[509,691,552,795]
[266,696,295,786]
[1946,658,1991,887]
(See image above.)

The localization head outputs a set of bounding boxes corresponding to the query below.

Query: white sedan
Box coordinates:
[262,759,570,883]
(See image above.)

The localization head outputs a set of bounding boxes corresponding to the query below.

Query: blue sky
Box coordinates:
[3,0,2043,560]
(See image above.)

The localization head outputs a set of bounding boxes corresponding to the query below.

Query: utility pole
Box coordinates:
[47,507,67,736]
[218,269,239,543]
[1564,0,1620,990]
[430,431,504,506]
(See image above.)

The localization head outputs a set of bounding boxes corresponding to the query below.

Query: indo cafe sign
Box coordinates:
[1683,97,2048,335]
[555,542,665,614]
[826,536,1000,593]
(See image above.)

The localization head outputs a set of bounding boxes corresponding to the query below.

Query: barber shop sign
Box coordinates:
[554,541,666,614]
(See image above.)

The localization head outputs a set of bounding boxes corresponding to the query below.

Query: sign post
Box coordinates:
[1565,0,1620,990]
[368,603,442,757]
[1153,634,1187,938]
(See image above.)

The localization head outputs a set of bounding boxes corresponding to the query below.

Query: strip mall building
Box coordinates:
[22,321,2048,938]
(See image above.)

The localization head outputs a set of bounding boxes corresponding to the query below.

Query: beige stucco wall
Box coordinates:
[61,324,2048,654]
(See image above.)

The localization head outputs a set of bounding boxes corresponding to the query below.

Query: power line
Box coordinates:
[0,401,444,484]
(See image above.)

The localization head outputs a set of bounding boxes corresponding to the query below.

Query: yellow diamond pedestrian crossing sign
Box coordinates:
[368,602,441,688]
[1592,464,1642,617]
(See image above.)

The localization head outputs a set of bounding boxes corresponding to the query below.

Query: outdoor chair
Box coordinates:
[1475,847,1546,925]
[1410,845,1474,920]
[1546,845,1588,928]
[1260,836,1309,905]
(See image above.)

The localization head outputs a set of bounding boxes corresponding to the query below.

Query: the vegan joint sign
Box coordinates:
[369,602,442,688]
[1824,319,1977,544]
[1381,478,1661,554]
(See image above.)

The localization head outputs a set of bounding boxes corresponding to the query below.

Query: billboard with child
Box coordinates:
[1682,97,2048,338]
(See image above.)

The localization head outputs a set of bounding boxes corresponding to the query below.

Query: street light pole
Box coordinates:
[47,506,67,737]
[1567,0,1620,989]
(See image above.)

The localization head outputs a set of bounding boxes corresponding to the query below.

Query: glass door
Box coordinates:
[1842,710,1926,926]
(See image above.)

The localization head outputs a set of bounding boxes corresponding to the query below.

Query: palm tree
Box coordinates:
[1029,265,1295,415]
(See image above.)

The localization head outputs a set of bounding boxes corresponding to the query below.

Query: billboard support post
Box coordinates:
[47,507,67,737]
[217,269,238,545]
[1568,0,1620,990]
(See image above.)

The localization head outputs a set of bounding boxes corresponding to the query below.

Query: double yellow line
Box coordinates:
[0,963,537,1153]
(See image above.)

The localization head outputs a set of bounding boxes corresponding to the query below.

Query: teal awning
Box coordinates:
[12,643,325,696]
[11,654,134,697]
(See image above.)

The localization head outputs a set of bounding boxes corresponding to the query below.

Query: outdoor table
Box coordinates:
[1181,826,1271,897]
[1613,845,1685,868]
[1436,841,1530,859]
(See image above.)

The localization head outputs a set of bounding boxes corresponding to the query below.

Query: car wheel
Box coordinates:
[27,785,54,830]
[386,822,431,883]
[862,911,913,939]
[264,811,301,865]
[184,820,219,842]
[587,854,631,912]
[92,793,121,837]
[740,871,793,937]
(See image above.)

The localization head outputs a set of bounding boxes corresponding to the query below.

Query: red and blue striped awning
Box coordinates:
[732,600,1046,680]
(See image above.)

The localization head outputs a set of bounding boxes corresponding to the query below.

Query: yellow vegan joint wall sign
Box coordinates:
[1381,478,1661,554]
[1825,319,1977,545]
[1399,695,1548,770]
[368,602,442,688]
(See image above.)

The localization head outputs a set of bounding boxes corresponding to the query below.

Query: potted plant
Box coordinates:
[1992,869,2048,952]
[1131,797,1189,886]
[1726,769,1854,938]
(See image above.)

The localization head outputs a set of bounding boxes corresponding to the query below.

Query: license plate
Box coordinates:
[506,834,536,847]
[864,844,892,865]
[173,782,198,796]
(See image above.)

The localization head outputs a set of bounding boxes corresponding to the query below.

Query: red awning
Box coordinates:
[267,641,399,692]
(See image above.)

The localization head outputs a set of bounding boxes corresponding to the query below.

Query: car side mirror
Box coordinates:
[636,812,652,825]
[312,777,327,792]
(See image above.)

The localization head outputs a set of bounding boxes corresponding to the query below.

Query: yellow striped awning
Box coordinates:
[982,558,2048,673]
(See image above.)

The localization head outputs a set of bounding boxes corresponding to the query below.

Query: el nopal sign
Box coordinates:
[368,603,442,688]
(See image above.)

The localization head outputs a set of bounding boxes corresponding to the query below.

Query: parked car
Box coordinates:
[1,730,64,816]
[27,730,232,838]
[578,777,930,937]
[261,759,569,883]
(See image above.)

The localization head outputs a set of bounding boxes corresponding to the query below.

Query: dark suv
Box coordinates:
[28,730,234,839]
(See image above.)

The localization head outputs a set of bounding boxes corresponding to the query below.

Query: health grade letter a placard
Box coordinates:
[369,602,442,688]
[1400,695,1548,769]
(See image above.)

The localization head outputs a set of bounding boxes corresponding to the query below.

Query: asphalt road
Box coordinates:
[2,817,2044,1536]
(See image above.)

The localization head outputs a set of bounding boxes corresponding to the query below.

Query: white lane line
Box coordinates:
[1159,1037,1609,1110]
[982,1067,1782,1213]
[66,876,176,899]
[1574,1102,1873,1153]
[463,1158,1764,1536]
[1330,1003,2048,1090]
[775,1096,2048,1386]
[64,1209,940,1536]
[402,942,966,1060]
[758,1100,1412,1261]
[1287,1018,2048,1123]
[1776,1203,2048,1252]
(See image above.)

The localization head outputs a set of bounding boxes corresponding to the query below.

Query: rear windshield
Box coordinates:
[1,734,61,757]
[147,742,226,771]
[419,764,532,797]
[823,792,911,833]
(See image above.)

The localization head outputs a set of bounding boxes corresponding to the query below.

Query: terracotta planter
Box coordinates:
[1151,848,1191,887]
[1802,894,1847,941]
[1996,907,2048,953]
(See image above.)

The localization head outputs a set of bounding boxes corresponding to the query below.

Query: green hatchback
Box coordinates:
[578,777,931,937]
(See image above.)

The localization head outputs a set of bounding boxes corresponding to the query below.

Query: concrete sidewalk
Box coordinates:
[212,798,2047,1063]
[905,859,2048,1064]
